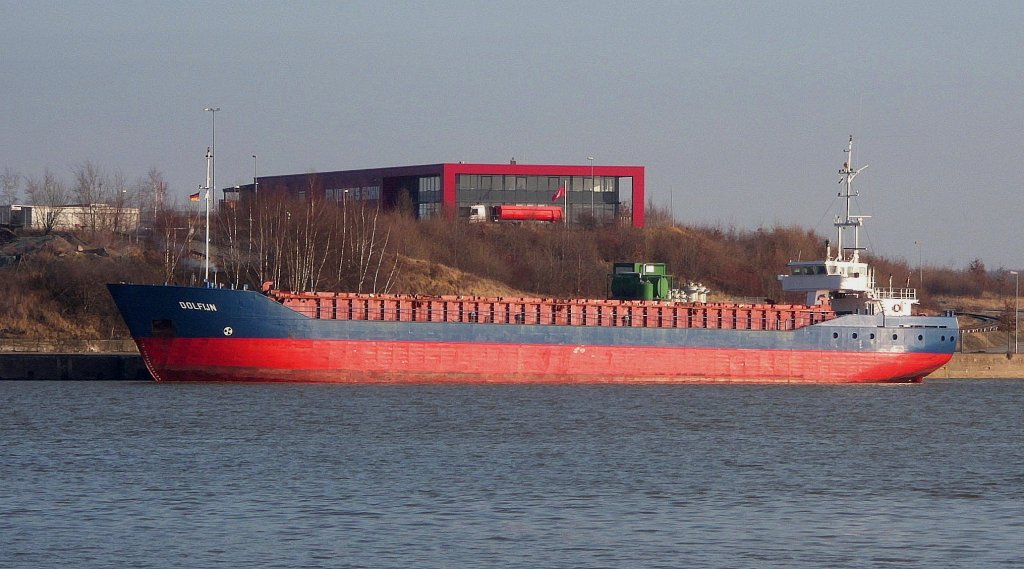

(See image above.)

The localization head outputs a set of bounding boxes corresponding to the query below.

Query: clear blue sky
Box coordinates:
[3,1,1022,269]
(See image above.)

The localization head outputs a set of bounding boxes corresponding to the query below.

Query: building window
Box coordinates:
[457,174,479,191]
[418,203,440,218]
[418,176,440,203]
[419,176,439,193]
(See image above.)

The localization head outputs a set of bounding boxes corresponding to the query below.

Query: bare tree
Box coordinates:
[25,168,71,234]
[260,191,291,289]
[72,161,110,236]
[146,168,167,229]
[239,184,401,294]
[291,177,332,292]
[253,177,332,292]
[333,197,399,294]
[151,196,201,284]
[216,187,244,287]
[250,185,290,287]
[352,200,385,293]
[125,169,161,243]
[1,167,20,206]
[108,169,129,235]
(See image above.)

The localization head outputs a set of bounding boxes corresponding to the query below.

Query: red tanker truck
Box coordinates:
[468,204,564,223]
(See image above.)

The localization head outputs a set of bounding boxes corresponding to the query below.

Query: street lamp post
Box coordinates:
[914,240,923,288]
[1012,271,1019,355]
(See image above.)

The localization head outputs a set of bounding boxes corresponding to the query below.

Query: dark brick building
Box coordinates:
[234,161,645,227]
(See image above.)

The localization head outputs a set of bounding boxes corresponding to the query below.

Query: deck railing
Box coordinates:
[874,287,918,300]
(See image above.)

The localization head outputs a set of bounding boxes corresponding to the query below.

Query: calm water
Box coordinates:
[1,380,1022,569]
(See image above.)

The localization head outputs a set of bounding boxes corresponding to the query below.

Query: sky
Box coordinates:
[3,1,1023,270]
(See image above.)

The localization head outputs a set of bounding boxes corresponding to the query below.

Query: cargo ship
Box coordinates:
[108,138,958,383]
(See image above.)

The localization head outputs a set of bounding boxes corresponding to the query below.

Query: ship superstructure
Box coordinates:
[779,136,917,316]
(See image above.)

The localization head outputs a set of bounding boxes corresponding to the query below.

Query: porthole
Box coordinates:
[941,335,946,341]
[832,332,839,339]
[917,334,924,341]
[870,333,875,340]
[852,333,859,339]
[892,334,898,341]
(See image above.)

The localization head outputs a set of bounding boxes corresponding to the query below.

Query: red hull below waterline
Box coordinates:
[136,337,952,384]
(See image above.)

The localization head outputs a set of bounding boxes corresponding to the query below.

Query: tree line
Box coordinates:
[1,163,167,236]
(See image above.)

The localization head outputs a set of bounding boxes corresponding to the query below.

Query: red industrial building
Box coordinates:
[237,162,645,227]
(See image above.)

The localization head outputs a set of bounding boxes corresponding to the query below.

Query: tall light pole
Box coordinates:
[1012,271,1019,355]
[588,156,595,217]
[251,153,258,212]
[205,107,220,209]
[914,240,923,288]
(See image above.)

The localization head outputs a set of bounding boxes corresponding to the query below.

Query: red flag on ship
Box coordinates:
[189,191,201,201]
[551,185,566,202]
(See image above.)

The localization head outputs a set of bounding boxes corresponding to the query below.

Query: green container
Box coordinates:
[609,262,674,300]
[653,275,670,299]
[640,280,655,300]
[610,275,635,299]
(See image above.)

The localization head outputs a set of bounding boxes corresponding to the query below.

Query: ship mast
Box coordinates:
[836,135,869,262]
[204,146,212,283]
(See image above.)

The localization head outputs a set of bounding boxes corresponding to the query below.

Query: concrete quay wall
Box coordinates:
[931,353,1024,379]
[0,353,151,381]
